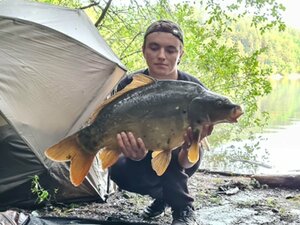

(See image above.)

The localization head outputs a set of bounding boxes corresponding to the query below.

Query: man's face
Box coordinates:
[143,32,183,79]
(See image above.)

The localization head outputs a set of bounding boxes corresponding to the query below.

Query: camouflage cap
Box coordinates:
[143,20,184,44]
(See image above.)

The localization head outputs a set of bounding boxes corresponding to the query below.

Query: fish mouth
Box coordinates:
[228,106,243,123]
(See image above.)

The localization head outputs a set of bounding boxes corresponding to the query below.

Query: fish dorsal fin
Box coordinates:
[89,74,156,123]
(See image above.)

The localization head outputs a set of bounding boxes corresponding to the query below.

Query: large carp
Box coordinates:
[45,74,243,186]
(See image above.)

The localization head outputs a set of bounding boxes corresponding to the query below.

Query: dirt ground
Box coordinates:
[18,170,300,225]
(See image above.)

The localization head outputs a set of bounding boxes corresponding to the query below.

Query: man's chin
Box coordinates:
[150,69,171,77]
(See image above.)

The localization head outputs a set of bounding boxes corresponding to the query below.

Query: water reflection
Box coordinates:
[258,120,300,174]
[202,75,300,175]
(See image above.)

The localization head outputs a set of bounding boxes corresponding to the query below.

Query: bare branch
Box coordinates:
[120,31,143,58]
[120,50,141,61]
[95,0,113,28]
[79,1,99,10]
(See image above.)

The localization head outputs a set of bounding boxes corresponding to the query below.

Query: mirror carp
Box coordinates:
[45,74,243,186]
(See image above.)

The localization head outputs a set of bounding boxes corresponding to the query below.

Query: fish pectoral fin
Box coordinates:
[88,74,155,124]
[188,141,200,163]
[45,134,95,187]
[70,151,95,187]
[151,150,172,176]
[187,129,201,163]
[99,148,121,169]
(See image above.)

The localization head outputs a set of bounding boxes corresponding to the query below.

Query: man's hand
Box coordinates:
[182,125,213,151]
[117,132,148,161]
[200,124,214,140]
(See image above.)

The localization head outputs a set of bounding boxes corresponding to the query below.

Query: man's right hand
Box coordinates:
[117,132,148,161]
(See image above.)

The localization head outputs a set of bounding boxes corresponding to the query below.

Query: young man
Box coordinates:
[109,20,212,225]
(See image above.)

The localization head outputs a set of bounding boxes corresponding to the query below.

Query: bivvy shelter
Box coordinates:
[0,0,126,209]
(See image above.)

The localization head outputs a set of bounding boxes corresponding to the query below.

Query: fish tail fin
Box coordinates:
[151,150,172,176]
[45,134,95,187]
[99,148,121,169]
[187,141,200,163]
[70,150,95,186]
[45,134,80,162]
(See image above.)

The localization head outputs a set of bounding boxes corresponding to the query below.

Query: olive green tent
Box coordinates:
[0,0,126,209]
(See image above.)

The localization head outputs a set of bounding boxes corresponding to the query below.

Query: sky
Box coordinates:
[278,0,300,30]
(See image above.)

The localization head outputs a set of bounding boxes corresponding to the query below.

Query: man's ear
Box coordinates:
[178,50,184,65]
[180,50,184,58]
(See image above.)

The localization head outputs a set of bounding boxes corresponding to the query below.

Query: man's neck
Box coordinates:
[147,70,178,80]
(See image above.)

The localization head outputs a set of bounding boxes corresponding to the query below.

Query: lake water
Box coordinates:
[202,74,300,175]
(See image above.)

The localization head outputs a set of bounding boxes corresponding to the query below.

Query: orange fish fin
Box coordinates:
[152,150,164,158]
[151,150,172,176]
[45,134,95,186]
[45,134,80,162]
[128,74,156,89]
[70,151,95,186]
[187,141,200,163]
[99,148,121,169]
[88,74,156,124]
[187,129,201,163]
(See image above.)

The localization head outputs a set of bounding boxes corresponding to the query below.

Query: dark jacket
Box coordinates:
[117,69,206,91]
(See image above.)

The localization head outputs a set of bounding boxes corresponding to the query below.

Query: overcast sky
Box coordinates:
[277,0,300,30]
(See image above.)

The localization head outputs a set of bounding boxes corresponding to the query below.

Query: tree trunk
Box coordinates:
[252,174,300,189]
